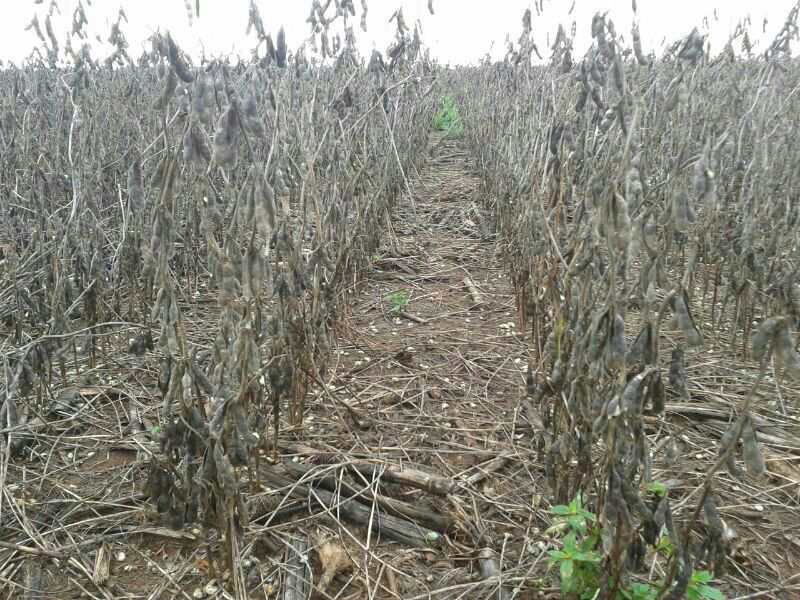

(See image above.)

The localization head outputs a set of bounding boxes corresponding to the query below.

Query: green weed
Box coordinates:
[433,95,463,139]
[547,495,724,600]
[386,291,409,312]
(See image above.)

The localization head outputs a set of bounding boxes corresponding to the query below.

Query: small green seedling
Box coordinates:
[646,480,666,497]
[386,291,409,312]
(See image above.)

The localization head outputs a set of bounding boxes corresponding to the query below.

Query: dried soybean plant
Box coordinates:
[0,0,435,592]
[137,0,436,588]
[453,3,800,596]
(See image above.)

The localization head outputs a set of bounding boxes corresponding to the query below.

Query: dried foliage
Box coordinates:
[452,5,800,597]
[1,0,800,598]
[0,0,434,595]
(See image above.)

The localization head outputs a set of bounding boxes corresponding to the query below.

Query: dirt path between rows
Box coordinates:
[277,135,545,598]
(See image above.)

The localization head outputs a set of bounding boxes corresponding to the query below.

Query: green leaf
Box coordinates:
[568,515,586,533]
[560,558,574,581]
[572,551,591,561]
[629,583,657,600]
[647,481,666,496]
[692,571,713,584]
[699,585,724,600]
[562,531,577,553]
[548,550,567,559]
[150,425,161,436]
[581,550,601,563]
[551,504,573,515]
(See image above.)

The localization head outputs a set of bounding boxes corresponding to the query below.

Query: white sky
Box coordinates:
[0,0,797,66]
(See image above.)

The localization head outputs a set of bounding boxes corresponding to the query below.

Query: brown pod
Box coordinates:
[255,179,277,237]
[632,25,649,65]
[229,432,248,467]
[242,90,266,138]
[169,502,186,530]
[248,248,265,298]
[167,34,194,83]
[606,311,626,370]
[152,68,178,111]
[144,463,163,502]
[182,123,210,169]
[671,188,695,231]
[127,161,145,210]
[664,75,683,112]
[604,470,621,522]
[674,293,703,346]
[276,26,287,68]
[752,316,782,361]
[718,421,744,478]
[669,348,690,401]
[232,401,260,447]
[621,369,649,420]
[651,372,666,414]
[156,491,171,514]
[590,85,604,109]
[212,106,240,171]
[616,467,653,521]
[741,413,765,477]
[612,193,632,252]
[702,492,724,536]
[575,89,588,112]
[150,156,168,189]
[212,442,237,493]
[191,71,214,123]
[626,323,653,365]
[626,537,645,571]
[587,309,608,363]
[774,323,800,380]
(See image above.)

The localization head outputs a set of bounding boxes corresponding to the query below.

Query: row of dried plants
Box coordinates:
[450,3,800,598]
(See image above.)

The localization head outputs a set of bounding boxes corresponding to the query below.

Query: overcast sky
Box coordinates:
[0,0,797,66]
